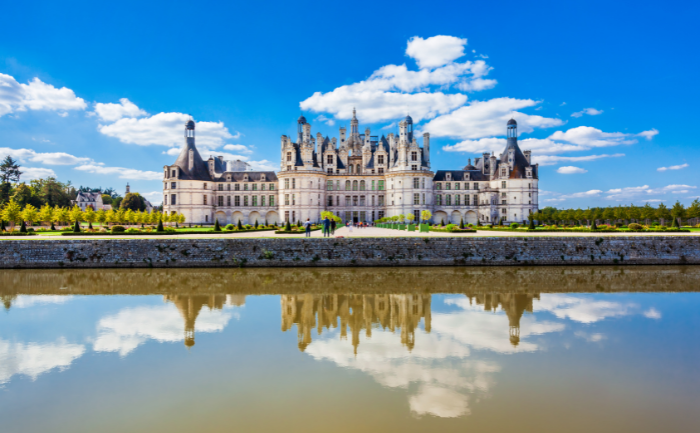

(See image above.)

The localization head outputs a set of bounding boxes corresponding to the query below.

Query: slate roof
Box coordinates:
[433,170,489,182]
[172,138,212,181]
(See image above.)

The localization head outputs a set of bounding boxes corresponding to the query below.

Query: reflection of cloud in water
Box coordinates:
[534,294,636,323]
[94,304,235,356]
[305,295,568,418]
[643,308,662,319]
[0,338,85,384]
[575,331,606,342]
[11,295,73,309]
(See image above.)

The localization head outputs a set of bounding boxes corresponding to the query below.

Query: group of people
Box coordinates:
[302,218,373,237]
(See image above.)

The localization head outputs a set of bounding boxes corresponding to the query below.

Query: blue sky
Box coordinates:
[0,0,697,207]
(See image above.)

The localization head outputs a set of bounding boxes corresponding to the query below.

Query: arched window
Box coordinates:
[360,180,366,191]
[356,164,361,173]
[345,180,351,190]
[353,180,358,191]
[348,165,353,174]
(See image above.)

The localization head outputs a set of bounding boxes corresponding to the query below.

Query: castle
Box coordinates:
[162,111,539,225]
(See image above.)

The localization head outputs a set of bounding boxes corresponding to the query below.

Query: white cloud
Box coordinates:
[314,115,335,126]
[0,147,91,165]
[637,129,659,140]
[247,160,277,171]
[223,144,253,154]
[534,153,625,166]
[604,184,697,201]
[657,163,688,172]
[300,37,498,124]
[425,97,563,140]
[410,386,470,418]
[574,332,606,342]
[98,112,236,148]
[571,107,603,118]
[93,98,147,122]
[0,74,87,117]
[406,35,468,69]
[548,126,637,148]
[0,338,85,384]
[559,190,603,199]
[75,163,163,181]
[535,295,635,324]
[643,308,662,319]
[93,304,235,356]
[22,167,57,180]
[557,166,587,174]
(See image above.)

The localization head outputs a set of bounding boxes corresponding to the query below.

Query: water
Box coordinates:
[1,267,699,433]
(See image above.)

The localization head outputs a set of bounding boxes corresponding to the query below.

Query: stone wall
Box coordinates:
[0,236,699,269]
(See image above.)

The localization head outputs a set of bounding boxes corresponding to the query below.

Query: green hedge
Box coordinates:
[0,232,37,236]
[60,228,277,236]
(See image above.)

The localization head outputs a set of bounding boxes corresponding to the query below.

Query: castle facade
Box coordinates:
[162,112,539,225]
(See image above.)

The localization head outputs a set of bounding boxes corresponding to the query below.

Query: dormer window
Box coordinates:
[286,152,292,162]
[446,173,451,181]
[261,174,266,181]
[526,168,533,178]
[501,168,507,177]
[411,152,417,161]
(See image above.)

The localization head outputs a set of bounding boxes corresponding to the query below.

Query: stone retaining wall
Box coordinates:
[1,237,699,268]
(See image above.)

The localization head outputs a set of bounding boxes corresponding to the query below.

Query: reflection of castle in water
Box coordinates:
[466,293,539,346]
[281,294,432,353]
[163,294,246,348]
[281,293,539,352]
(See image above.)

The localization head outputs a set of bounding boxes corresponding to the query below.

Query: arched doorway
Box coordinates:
[214,211,228,225]
[434,211,448,225]
[232,212,244,225]
[248,211,262,226]
[450,210,462,224]
[266,211,280,225]
[465,210,478,225]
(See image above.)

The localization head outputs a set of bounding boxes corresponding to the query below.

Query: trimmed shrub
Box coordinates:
[157,219,164,232]
[224,224,235,231]
[214,219,221,232]
[73,221,81,233]
[111,225,126,233]
[237,220,243,230]
[628,223,644,231]
[510,223,520,229]
[20,221,27,233]
[125,228,140,233]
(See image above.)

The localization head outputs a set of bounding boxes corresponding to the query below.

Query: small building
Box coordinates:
[72,192,105,211]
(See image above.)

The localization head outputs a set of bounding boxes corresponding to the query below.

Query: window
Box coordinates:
[170,194,176,205]
[356,164,361,173]
[285,194,289,205]
[227,196,231,206]
[502,208,507,214]
[286,152,292,162]
[446,195,451,206]
[270,183,275,190]
[270,195,275,206]
[378,180,385,191]
[328,196,333,206]
[235,196,240,206]
[436,195,442,205]
[411,165,417,171]
[474,183,479,190]
[413,178,419,189]
[261,184,266,191]
[353,180,358,191]
[335,180,340,191]
[502,200,507,205]
[371,196,375,206]
[345,180,351,190]
[378,168,384,174]
[218,196,224,206]
[411,151,417,161]
[446,182,451,190]
[336,196,339,206]
[501,181,507,189]
[501,168,507,177]
[501,192,506,197]
[360,180,365,191]
[414,193,419,205]
[235,183,240,191]
[285,211,290,222]
[244,196,249,206]
[292,179,296,189]
[171,182,176,189]
[227,184,231,191]
[528,192,532,197]
[327,155,333,164]
[327,168,333,174]
[465,195,469,206]
[261,196,265,206]
[218,184,223,191]
[252,184,258,191]
[436,183,442,190]
[371,180,375,191]
[422,193,425,205]
[252,196,258,206]
[455,195,460,206]
[327,180,333,191]
[171,170,176,177]
[378,155,384,164]
[204,183,207,189]
[348,165,353,174]
[353,196,358,206]
[292,194,295,205]
[203,195,208,205]
[243,184,248,191]
[455,183,460,190]
[345,196,350,206]
[360,196,365,206]
[378,195,385,206]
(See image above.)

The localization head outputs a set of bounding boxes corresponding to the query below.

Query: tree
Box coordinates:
[1,200,22,230]
[30,177,74,207]
[0,156,22,204]
[421,210,432,223]
[687,199,700,225]
[96,209,107,227]
[105,209,116,227]
[120,193,146,211]
[178,213,186,225]
[157,218,164,232]
[101,194,113,205]
[656,203,671,225]
[11,183,35,208]
[69,206,84,225]
[603,207,615,225]
[73,220,81,233]
[214,219,222,231]
[112,196,123,209]
[641,203,655,225]
[407,213,415,224]
[21,204,39,226]
[84,206,97,228]
[38,204,54,227]
[55,206,70,228]
[124,209,135,227]
[238,219,243,230]
[670,201,686,226]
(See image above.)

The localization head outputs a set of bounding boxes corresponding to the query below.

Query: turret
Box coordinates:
[423,132,430,168]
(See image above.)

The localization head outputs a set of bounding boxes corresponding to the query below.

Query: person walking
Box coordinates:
[347,221,353,234]
[322,216,331,237]
[304,218,312,237]
[331,218,336,235]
